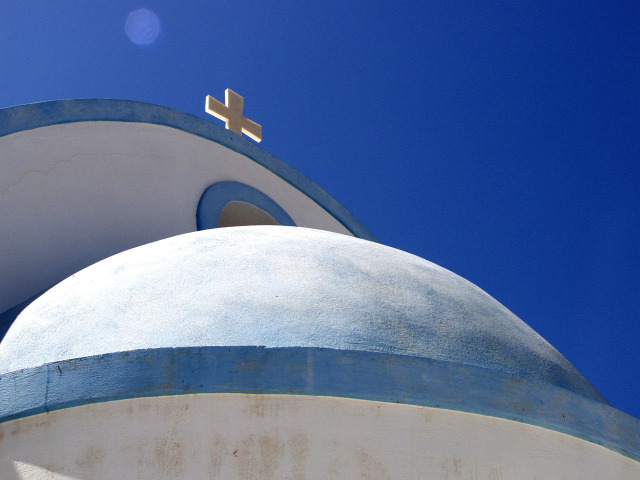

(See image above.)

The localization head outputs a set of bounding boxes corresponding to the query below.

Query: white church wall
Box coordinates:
[0,121,353,312]
[1,394,638,480]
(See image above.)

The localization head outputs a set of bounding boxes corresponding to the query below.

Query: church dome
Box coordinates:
[0,226,603,403]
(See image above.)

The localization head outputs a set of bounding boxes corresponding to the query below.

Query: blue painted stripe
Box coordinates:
[0,99,377,242]
[0,346,638,461]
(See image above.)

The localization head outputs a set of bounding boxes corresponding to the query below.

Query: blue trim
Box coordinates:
[197,182,295,230]
[0,346,638,461]
[0,99,377,242]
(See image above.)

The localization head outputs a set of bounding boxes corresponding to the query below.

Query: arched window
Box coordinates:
[196,181,295,230]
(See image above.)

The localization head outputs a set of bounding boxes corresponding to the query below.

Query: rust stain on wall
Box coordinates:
[153,438,185,476]
[75,445,105,470]
[237,434,285,479]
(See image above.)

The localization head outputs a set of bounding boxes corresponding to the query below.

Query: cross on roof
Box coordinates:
[205,89,262,142]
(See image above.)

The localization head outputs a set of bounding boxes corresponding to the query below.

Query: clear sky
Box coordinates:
[1,1,638,417]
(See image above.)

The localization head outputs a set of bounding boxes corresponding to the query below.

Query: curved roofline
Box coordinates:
[0,99,377,242]
[1,346,638,462]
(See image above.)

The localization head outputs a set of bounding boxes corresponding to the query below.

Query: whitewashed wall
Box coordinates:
[0,122,352,312]
[1,394,638,480]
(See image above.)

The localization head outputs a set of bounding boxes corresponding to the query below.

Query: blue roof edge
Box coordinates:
[1,346,638,462]
[0,99,378,242]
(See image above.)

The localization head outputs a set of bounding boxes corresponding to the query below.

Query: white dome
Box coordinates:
[0,226,603,402]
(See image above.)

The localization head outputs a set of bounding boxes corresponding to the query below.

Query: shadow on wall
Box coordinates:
[0,292,44,343]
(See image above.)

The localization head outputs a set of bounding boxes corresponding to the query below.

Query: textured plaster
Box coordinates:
[1,394,638,479]
[0,226,604,403]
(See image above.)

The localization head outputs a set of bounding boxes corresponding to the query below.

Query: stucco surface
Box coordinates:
[0,226,603,402]
[1,394,638,480]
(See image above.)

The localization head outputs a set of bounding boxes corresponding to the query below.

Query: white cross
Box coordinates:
[205,89,262,142]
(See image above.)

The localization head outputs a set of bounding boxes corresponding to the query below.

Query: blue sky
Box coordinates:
[1,1,638,417]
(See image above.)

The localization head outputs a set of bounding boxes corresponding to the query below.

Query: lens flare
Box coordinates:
[125,8,161,46]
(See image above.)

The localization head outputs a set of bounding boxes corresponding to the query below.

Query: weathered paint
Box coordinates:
[0,227,605,402]
[1,394,638,479]
[0,347,637,461]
